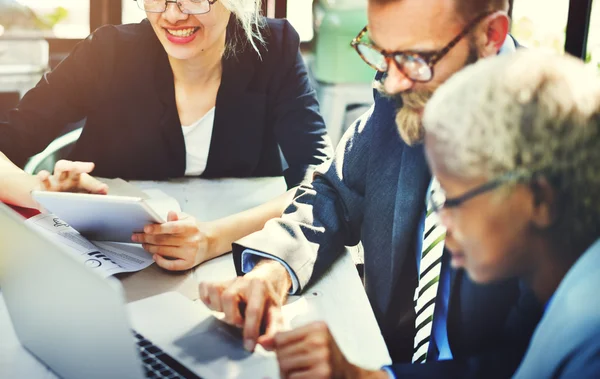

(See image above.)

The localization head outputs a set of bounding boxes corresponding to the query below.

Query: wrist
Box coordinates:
[198,221,222,259]
[26,174,44,209]
[247,259,292,300]
[201,216,247,258]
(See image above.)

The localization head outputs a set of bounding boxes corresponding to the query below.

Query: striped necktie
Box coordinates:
[412,178,446,363]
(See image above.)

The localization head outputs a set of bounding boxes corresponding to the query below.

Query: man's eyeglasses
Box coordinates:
[427,171,529,214]
[350,12,492,83]
[135,0,218,15]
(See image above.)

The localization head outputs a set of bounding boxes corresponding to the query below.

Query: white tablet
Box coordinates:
[31,191,166,242]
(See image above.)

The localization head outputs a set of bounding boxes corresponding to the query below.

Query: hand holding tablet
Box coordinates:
[31,191,171,242]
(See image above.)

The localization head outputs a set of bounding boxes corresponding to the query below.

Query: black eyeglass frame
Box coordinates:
[427,171,530,213]
[134,0,218,15]
[350,11,493,83]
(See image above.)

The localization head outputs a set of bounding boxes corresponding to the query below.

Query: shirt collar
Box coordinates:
[499,35,517,55]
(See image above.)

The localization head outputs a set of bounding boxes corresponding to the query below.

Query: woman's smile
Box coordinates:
[164,26,201,44]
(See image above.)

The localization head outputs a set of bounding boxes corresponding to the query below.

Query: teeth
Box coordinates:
[167,28,196,37]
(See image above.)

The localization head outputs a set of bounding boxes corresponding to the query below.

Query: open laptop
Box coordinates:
[0,203,201,379]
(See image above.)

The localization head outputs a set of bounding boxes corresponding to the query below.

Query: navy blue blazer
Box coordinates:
[0,17,332,188]
[233,83,542,377]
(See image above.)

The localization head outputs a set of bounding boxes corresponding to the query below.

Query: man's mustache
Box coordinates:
[400,90,433,110]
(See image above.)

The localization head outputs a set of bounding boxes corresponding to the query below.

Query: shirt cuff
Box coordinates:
[381,366,396,379]
[241,249,299,294]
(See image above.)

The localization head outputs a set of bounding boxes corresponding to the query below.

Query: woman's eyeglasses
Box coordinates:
[350,12,492,83]
[427,171,530,214]
[135,0,218,15]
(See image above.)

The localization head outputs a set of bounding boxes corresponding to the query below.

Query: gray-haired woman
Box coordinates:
[423,50,600,378]
[0,0,332,271]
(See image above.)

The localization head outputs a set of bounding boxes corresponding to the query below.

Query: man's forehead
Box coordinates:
[367,0,462,52]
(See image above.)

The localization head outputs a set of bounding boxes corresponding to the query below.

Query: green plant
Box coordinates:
[0,1,68,32]
[33,7,69,30]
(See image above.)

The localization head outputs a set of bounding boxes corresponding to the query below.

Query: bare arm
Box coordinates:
[0,152,107,209]
[137,187,298,271]
[205,188,297,258]
[0,152,42,208]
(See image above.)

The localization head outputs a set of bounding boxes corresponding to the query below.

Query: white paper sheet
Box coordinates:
[26,213,154,277]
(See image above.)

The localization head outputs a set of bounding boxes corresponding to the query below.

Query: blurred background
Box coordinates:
[0,0,598,144]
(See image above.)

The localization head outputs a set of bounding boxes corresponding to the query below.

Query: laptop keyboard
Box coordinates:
[134,331,202,379]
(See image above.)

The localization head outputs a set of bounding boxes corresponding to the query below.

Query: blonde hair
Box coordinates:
[220,0,265,56]
[423,50,600,249]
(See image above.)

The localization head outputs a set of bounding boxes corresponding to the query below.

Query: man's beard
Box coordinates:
[395,89,433,145]
[393,42,480,146]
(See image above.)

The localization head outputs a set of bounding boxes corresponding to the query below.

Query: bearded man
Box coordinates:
[200,0,542,377]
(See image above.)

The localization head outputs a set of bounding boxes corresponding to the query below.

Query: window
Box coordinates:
[587,0,600,70]
[122,0,146,25]
[0,0,90,39]
[287,0,314,42]
[511,0,570,53]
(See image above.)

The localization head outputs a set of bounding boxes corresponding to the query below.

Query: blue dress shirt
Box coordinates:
[241,249,300,294]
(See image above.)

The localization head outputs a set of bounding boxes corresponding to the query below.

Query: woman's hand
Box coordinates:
[132,211,215,271]
[36,160,108,194]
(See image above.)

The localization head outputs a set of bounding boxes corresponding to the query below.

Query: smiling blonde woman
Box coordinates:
[0,0,332,271]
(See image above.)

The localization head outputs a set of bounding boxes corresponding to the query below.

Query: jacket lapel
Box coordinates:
[153,43,186,178]
[202,18,267,178]
[386,143,430,308]
[203,45,266,177]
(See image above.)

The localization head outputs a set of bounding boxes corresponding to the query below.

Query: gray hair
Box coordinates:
[221,0,265,57]
[423,50,600,249]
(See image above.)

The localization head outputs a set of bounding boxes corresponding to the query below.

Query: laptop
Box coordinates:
[0,203,201,379]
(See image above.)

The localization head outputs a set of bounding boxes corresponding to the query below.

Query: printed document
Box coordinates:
[24,183,181,277]
[26,213,154,277]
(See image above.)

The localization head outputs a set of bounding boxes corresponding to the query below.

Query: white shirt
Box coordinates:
[182,107,215,176]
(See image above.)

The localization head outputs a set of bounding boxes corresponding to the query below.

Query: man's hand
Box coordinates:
[36,160,108,194]
[274,321,389,379]
[133,211,214,271]
[199,259,292,352]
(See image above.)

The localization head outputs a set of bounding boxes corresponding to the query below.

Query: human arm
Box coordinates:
[0,154,108,209]
[230,104,375,292]
[0,151,44,208]
[200,106,376,349]
[133,188,296,270]
[548,340,600,379]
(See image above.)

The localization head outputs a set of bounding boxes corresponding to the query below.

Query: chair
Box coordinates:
[312,0,376,145]
[23,127,82,175]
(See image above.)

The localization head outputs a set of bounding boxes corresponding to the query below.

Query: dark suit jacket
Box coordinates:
[232,84,542,377]
[0,17,332,188]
